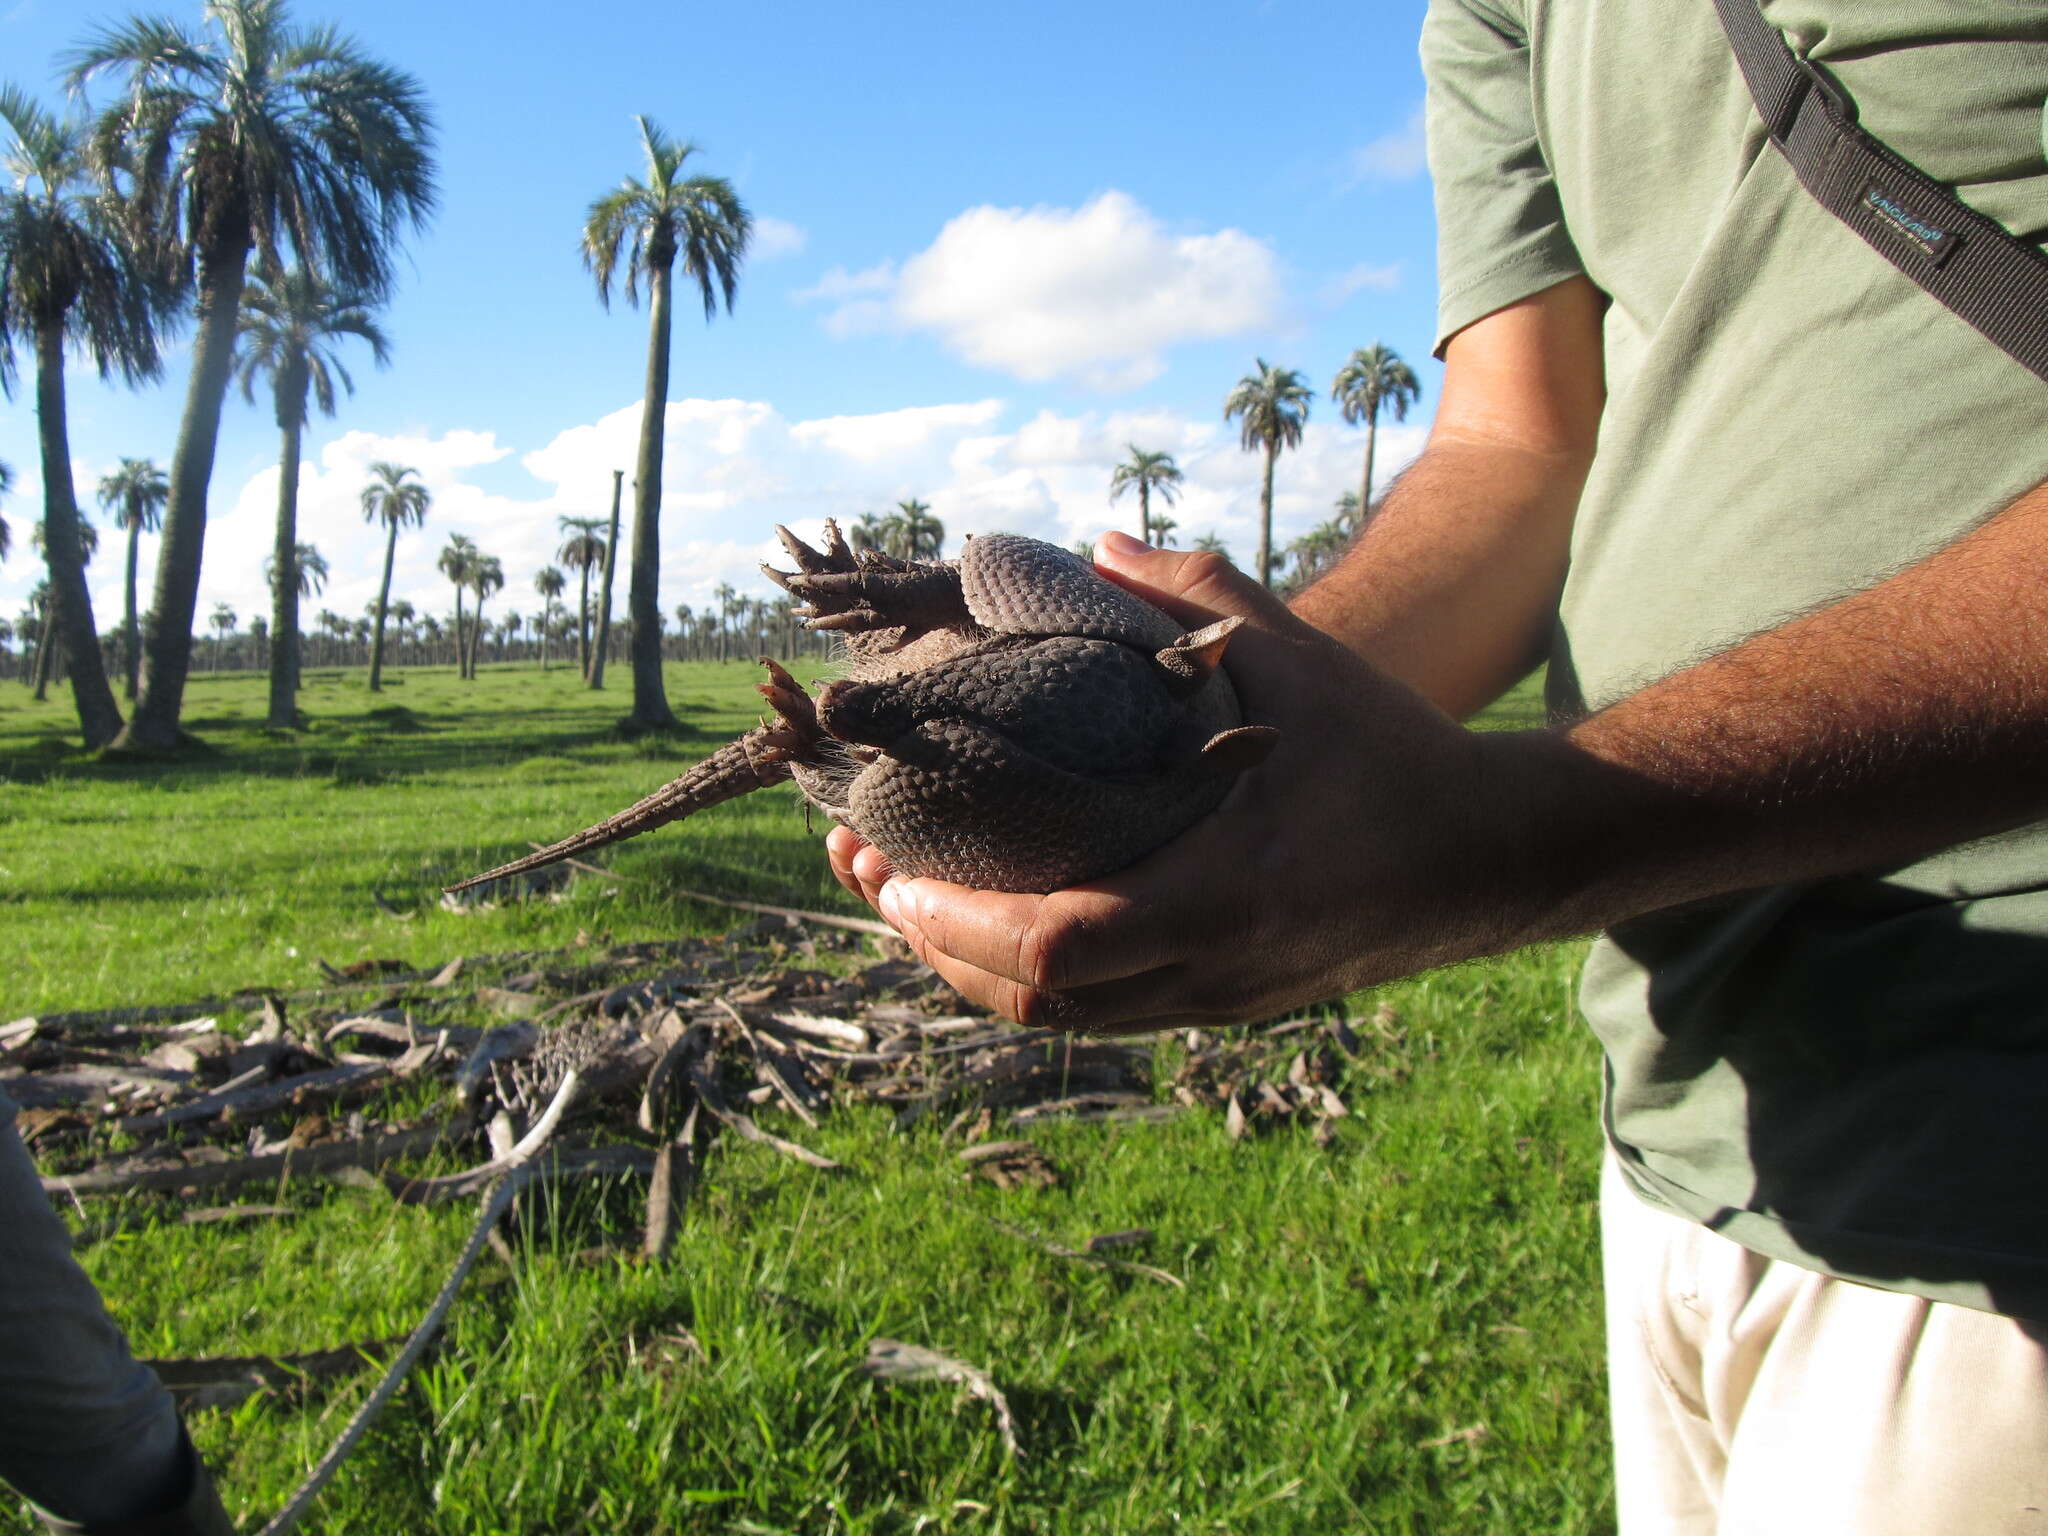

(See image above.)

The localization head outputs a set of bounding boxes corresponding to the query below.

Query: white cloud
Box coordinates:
[750,215,807,261]
[792,262,895,304]
[1346,107,1427,185]
[4,395,1428,653]
[1325,262,1402,303]
[797,192,1283,391]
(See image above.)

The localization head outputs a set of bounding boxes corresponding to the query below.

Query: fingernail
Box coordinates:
[1099,530,1144,557]
[879,880,913,934]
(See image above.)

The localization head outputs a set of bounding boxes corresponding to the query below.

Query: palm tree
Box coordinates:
[359,460,427,691]
[1331,342,1421,521]
[1223,358,1312,589]
[0,84,166,746]
[1192,531,1233,562]
[262,541,327,599]
[388,597,414,663]
[437,533,476,677]
[208,600,235,670]
[583,114,751,729]
[234,266,387,725]
[95,457,167,699]
[463,552,503,680]
[1107,446,1183,546]
[29,516,100,699]
[556,515,607,678]
[72,0,434,751]
[846,511,889,555]
[590,468,624,689]
[0,458,11,562]
[887,498,944,560]
[1284,517,1351,593]
[533,565,565,670]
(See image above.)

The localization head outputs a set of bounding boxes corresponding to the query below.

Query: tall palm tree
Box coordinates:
[590,468,624,689]
[437,533,476,677]
[846,511,888,555]
[95,456,166,699]
[556,515,607,678]
[1331,342,1421,521]
[463,552,503,680]
[234,266,387,725]
[28,516,100,699]
[583,114,751,729]
[71,0,434,750]
[1107,445,1183,546]
[359,460,427,692]
[1284,517,1351,593]
[533,565,565,670]
[261,541,327,599]
[886,498,944,560]
[209,600,234,670]
[0,84,166,746]
[1223,358,1312,589]
[388,597,414,663]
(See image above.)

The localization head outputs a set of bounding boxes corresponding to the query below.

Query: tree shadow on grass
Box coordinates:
[0,704,717,788]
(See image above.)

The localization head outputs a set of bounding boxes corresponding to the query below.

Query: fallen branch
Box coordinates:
[113,1061,392,1138]
[671,886,898,939]
[41,1122,460,1199]
[982,1215,1184,1289]
[689,1060,843,1173]
[862,1339,1022,1459]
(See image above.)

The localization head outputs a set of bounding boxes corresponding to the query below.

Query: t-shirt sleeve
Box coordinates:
[1423,0,1585,353]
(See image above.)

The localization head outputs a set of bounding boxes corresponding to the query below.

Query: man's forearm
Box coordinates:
[1292,436,1584,719]
[1494,476,2048,943]
[1294,275,1606,720]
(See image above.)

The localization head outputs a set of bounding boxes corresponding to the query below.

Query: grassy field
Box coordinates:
[0,662,1609,1535]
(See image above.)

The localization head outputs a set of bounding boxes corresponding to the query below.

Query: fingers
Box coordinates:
[879,870,1210,995]
[825,825,896,909]
[1091,529,1295,632]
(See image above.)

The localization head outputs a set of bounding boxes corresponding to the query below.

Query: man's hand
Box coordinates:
[827,529,1538,1033]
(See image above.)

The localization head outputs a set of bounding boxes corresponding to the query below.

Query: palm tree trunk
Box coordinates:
[453,589,467,679]
[1138,483,1150,545]
[122,516,142,700]
[34,316,123,747]
[1361,410,1379,524]
[468,594,488,678]
[118,242,251,751]
[591,468,623,689]
[368,519,398,691]
[627,259,678,727]
[577,567,591,678]
[31,604,55,699]
[266,406,304,729]
[1257,439,1278,589]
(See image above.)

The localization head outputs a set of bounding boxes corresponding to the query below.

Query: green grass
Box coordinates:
[2,663,1611,1534]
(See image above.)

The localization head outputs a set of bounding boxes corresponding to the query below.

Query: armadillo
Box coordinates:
[448,524,1277,897]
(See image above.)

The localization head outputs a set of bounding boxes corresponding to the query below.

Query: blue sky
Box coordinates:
[0,0,1440,638]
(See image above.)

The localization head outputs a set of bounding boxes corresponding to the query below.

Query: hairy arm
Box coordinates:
[839,282,2048,1032]
[1292,275,1605,718]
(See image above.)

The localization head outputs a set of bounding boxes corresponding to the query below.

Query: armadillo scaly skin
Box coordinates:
[448,524,1277,897]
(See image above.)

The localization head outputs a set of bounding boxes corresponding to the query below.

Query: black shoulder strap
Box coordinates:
[1712,0,2048,384]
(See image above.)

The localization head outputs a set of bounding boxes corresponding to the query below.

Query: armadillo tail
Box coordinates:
[444,725,799,894]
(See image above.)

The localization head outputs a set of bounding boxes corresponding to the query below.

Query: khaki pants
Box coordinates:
[1603,1155,2048,1535]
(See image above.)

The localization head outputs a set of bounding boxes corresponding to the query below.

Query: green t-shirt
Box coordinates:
[1424,0,2048,1316]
